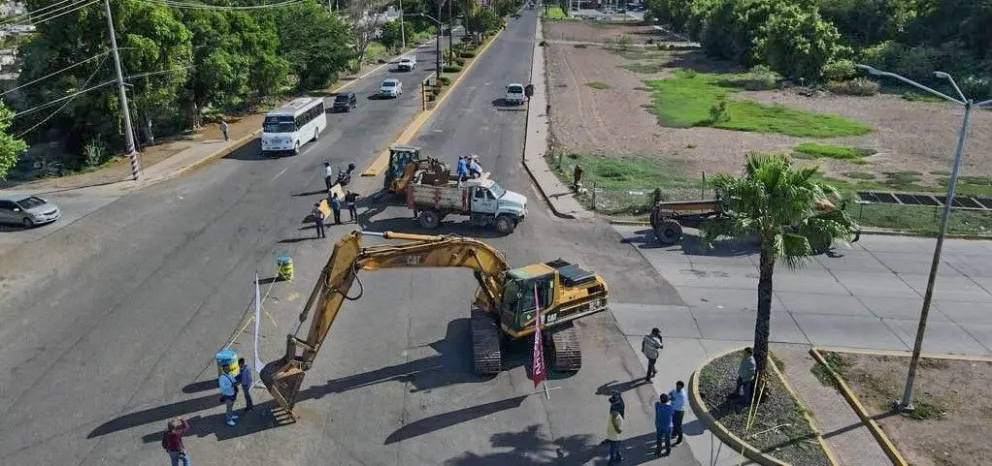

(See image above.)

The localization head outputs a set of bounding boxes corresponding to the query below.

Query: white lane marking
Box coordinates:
[270,167,289,182]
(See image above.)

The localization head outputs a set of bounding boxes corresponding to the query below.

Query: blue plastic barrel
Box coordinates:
[278,255,294,281]
[215,349,240,377]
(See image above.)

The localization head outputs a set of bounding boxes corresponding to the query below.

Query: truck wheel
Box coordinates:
[810,234,832,255]
[494,216,515,235]
[419,210,441,229]
[655,219,682,245]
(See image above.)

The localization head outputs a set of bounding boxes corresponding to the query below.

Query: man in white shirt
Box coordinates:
[323,162,334,191]
[641,327,664,381]
[668,380,688,445]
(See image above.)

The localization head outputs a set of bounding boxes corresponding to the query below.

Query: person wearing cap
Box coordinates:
[605,391,625,465]
[312,202,326,239]
[468,154,483,178]
[218,365,239,427]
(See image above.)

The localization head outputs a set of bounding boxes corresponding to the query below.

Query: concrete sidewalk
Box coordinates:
[522,18,594,220]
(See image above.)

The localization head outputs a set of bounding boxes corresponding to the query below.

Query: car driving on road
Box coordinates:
[0,195,61,227]
[332,92,357,112]
[505,83,526,105]
[398,57,416,71]
[379,78,403,98]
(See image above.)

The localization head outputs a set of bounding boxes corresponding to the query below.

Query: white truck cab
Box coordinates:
[505,83,526,105]
[398,56,417,71]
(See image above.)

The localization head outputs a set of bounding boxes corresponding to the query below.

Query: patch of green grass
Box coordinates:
[810,352,849,389]
[842,202,992,236]
[586,81,611,90]
[546,151,690,191]
[541,5,568,20]
[363,42,387,63]
[901,91,948,103]
[623,62,668,74]
[930,169,951,176]
[793,143,876,161]
[908,398,945,420]
[645,70,873,138]
[844,171,876,180]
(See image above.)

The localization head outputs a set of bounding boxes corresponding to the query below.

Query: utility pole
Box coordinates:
[103,0,138,180]
[399,0,405,49]
[447,0,452,60]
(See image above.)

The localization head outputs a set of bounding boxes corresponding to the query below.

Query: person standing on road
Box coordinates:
[344,191,360,223]
[161,417,190,466]
[732,347,757,403]
[312,202,326,239]
[220,119,229,142]
[456,155,469,183]
[218,365,239,427]
[236,358,254,412]
[605,391,625,465]
[573,164,584,191]
[654,393,674,457]
[668,381,688,445]
[323,162,334,191]
[641,327,664,381]
[329,193,343,225]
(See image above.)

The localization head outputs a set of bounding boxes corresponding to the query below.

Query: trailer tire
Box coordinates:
[494,215,515,235]
[419,210,441,229]
[655,219,683,245]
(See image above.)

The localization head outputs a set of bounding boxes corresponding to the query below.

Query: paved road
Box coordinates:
[0,38,458,465]
[0,11,697,466]
[611,226,992,356]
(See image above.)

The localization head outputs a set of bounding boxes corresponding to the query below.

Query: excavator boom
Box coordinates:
[259,230,510,415]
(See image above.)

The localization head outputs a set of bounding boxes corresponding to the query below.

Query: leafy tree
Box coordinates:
[818,0,919,46]
[274,2,352,91]
[700,154,857,396]
[0,102,28,179]
[347,0,392,68]
[756,4,846,81]
[700,0,790,65]
[380,19,413,49]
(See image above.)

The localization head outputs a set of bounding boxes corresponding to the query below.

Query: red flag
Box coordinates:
[532,285,546,388]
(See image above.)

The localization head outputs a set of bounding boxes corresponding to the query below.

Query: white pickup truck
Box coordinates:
[398,56,417,71]
[408,174,528,235]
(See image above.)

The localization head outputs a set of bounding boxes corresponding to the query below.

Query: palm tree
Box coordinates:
[699,153,858,395]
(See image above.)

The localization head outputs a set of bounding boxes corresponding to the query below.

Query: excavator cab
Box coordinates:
[499,271,555,330]
[498,260,607,337]
[384,145,422,193]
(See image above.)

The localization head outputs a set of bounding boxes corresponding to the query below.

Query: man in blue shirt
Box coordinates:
[669,380,688,445]
[655,393,674,457]
[456,155,469,182]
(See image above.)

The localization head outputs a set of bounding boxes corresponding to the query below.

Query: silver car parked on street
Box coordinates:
[0,195,61,227]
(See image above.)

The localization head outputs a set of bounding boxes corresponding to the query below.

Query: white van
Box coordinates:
[505,83,526,105]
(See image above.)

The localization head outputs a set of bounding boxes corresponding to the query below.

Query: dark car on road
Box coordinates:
[332,92,357,112]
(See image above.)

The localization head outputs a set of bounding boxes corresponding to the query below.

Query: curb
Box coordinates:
[520,17,578,221]
[815,346,992,362]
[361,27,506,177]
[609,219,650,226]
[688,346,835,466]
[173,129,262,178]
[809,348,910,466]
[766,355,841,466]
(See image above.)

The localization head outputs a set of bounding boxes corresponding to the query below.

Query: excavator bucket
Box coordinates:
[260,357,306,417]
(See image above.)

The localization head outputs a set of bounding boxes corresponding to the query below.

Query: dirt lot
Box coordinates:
[828,351,992,466]
[543,20,992,184]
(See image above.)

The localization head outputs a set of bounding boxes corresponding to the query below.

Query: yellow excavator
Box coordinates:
[260,230,609,416]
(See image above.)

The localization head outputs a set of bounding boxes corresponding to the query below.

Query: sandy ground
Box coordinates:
[833,352,992,466]
[543,21,992,184]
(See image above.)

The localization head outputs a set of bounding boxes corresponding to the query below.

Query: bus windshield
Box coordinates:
[263,116,296,133]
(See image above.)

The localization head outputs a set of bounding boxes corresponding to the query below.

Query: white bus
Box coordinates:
[261,97,327,157]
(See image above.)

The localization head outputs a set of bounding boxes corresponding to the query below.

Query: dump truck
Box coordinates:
[260,230,610,417]
[407,173,528,235]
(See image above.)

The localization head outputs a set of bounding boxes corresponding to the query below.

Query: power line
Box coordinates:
[1,0,95,27]
[12,64,194,119]
[25,0,100,26]
[2,50,112,96]
[0,0,79,26]
[16,54,110,137]
[137,0,308,10]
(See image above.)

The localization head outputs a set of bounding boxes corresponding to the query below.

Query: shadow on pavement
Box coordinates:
[222,140,271,162]
[442,425,664,465]
[384,395,529,444]
[180,380,217,394]
[594,378,651,396]
[619,229,760,256]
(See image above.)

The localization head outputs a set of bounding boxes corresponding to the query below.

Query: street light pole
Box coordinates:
[856,64,992,411]
[399,0,405,49]
[103,0,137,179]
[420,12,443,81]
[447,0,453,61]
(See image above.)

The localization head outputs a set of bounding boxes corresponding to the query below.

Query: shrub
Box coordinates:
[442,64,463,73]
[826,77,881,96]
[707,101,730,125]
[454,57,467,66]
[822,59,857,82]
[459,51,477,58]
[83,138,106,167]
[439,76,452,86]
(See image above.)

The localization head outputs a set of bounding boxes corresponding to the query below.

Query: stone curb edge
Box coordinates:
[816,346,992,362]
[361,26,506,177]
[520,18,576,220]
[809,348,910,466]
[176,129,262,178]
[688,346,836,466]
[766,355,841,466]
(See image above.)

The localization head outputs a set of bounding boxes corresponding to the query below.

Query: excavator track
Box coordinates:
[471,308,502,374]
[547,321,582,372]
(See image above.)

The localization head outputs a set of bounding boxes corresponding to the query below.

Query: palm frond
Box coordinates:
[781,233,813,269]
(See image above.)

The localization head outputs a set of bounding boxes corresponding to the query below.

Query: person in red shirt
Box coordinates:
[161,417,191,466]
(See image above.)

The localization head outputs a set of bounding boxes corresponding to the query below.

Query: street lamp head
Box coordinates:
[934,71,952,80]
[854,64,881,76]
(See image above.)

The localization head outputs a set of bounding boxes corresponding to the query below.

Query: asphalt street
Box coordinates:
[0,11,694,466]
